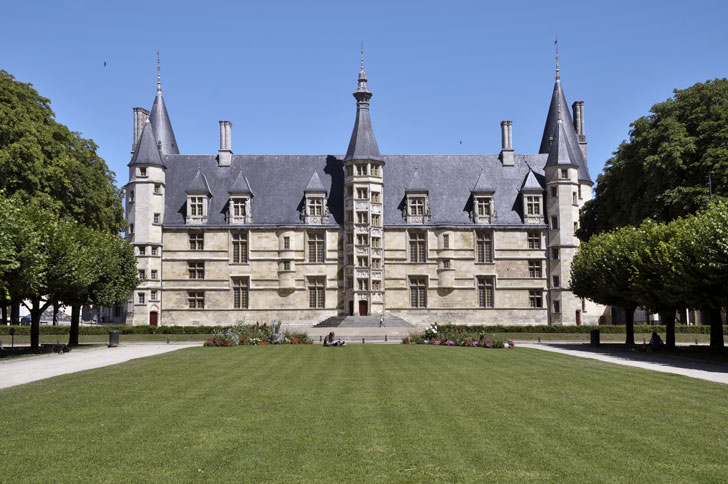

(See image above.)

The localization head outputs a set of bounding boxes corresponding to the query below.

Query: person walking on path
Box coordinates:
[379,315,385,327]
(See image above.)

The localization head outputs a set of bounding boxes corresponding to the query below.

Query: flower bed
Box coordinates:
[203,321,312,347]
[402,322,514,348]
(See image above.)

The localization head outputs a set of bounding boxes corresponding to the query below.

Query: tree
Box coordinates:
[570,226,643,347]
[672,201,728,352]
[578,78,728,240]
[0,71,125,233]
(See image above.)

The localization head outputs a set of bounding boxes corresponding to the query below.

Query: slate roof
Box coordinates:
[304,171,327,193]
[185,170,211,194]
[545,117,581,168]
[229,170,252,194]
[149,91,179,155]
[471,169,497,193]
[521,169,544,191]
[405,169,427,192]
[129,120,164,167]
[539,79,592,183]
[162,153,548,227]
[343,66,383,162]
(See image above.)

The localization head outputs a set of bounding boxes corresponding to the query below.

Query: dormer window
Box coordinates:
[308,198,323,216]
[472,195,495,224]
[302,171,329,224]
[409,197,425,216]
[404,192,430,223]
[190,196,204,216]
[185,170,211,225]
[229,196,252,224]
[476,197,492,217]
[520,170,545,225]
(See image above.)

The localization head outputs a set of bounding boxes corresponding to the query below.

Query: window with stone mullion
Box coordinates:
[476,232,492,263]
[232,232,248,263]
[233,278,249,309]
[478,277,494,308]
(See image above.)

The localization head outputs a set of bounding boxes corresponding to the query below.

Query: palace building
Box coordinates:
[122,54,607,327]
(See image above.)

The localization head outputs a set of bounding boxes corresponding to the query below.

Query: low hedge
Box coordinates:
[0,323,724,336]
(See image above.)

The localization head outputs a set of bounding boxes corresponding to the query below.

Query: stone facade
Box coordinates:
[122,57,608,328]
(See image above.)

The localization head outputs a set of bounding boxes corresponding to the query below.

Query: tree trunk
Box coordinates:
[69,304,81,347]
[52,300,59,326]
[625,306,636,348]
[660,310,676,350]
[30,298,41,349]
[1,303,6,325]
[10,302,19,325]
[708,308,724,353]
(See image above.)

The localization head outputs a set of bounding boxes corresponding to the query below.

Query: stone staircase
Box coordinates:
[308,314,416,344]
[313,314,413,328]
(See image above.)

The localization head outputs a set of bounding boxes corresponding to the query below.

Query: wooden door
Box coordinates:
[349,301,354,316]
[358,301,367,316]
[575,310,581,326]
[149,311,158,327]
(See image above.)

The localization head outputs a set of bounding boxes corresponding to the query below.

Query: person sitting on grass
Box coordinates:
[648,331,663,353]
[323,332,345,347]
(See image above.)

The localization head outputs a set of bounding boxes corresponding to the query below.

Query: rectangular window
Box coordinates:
[529,290,543,308]
[129,224,134,234]
[308,278,325,308]
[443,259,450,269]
[283,260,291,271]
[371,192,380,203]
[283,236,290,250]
[478,277,494,308]
[138,246,146,256]
[232,232,248,263]
[188,262,204,279]
[190,196,204,216]
[137,292,145,304]
[372,258,380,269]
[356,188,368,199]
[151,247,158,256]
[443,234,449,249]
[153,213,160,224]
[476,197,492,216]
[154,184,161,195]
[188,291,204,309]
[572,192,577,205]
[232,198,247,217]
[371,214,380,227]
[308,233,325,263]
[409,277,427,308]
[189,233,204,250]
[357,256,368,267]
[551,216,559,230]
[553,300,561,313]
[527,232,541,249]
[409,232,426,262]
[308,198,323,216]
[358,279,368,291]
[528,260,542,278]
[578,185,583,199]
[138,270,145,280]
[139,167,147,177]
[553,275,560,287]
[114,306,122,318]
[346,166,353,177]
[476,232,493,263]
[150,269,158,280]
[561,168,568,179]
[129,190,135,203]
[233,278,249,309]
[409,197,425,216]
[552,248,560,260]
[356,164,367,176]
[357,234,368,246]
[551,186,557,197]
[526,195,541,215]
[357,212,368,224]
[372,280,381,290]
[371,165,379,176]
[150,290,157,301]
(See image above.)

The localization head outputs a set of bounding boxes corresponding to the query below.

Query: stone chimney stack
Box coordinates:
[500,120,514,166]
[132,107,150,153]
[572,101,587,160]
[218,120,232,166]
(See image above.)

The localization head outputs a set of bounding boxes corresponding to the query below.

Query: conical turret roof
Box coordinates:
[304,171,327,193]
[228,170,252,194]
[128,120,164,167]
[545,115,581,168]
[344,52,383,162]
[149,91,179,155]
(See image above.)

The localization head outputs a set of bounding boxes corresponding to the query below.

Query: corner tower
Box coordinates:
[342,48,385,317]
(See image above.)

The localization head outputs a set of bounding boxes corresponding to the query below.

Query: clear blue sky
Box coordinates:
[2,0,727,189]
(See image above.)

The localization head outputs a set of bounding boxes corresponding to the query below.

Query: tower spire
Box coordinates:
[554,38,560,80]
[344,46,382,162]
[157,50,162,93]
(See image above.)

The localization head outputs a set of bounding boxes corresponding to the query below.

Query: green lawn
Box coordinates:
[1,346,726,483]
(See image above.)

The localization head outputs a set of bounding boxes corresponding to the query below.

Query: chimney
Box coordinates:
[500,120,514,166]
[132,107,149,153]
[218,120,232,166]
[572,101,587,160]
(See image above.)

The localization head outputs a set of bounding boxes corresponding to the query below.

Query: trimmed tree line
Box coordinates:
[0,70,138,348]
[571,201,728,352]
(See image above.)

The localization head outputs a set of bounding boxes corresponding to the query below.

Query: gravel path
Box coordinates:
[520,343,728,385]
[0,343,199,390]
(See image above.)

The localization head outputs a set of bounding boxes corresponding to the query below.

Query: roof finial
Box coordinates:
[360,42,364,71]
[554,38,560,80]
[157,50,162,93]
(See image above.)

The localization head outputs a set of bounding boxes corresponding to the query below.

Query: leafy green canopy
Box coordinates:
[579,78,728,240]
[0,70,124,233]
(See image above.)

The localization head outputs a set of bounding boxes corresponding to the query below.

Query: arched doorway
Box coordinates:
[149,311,158,327]
[358,301,368,316]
